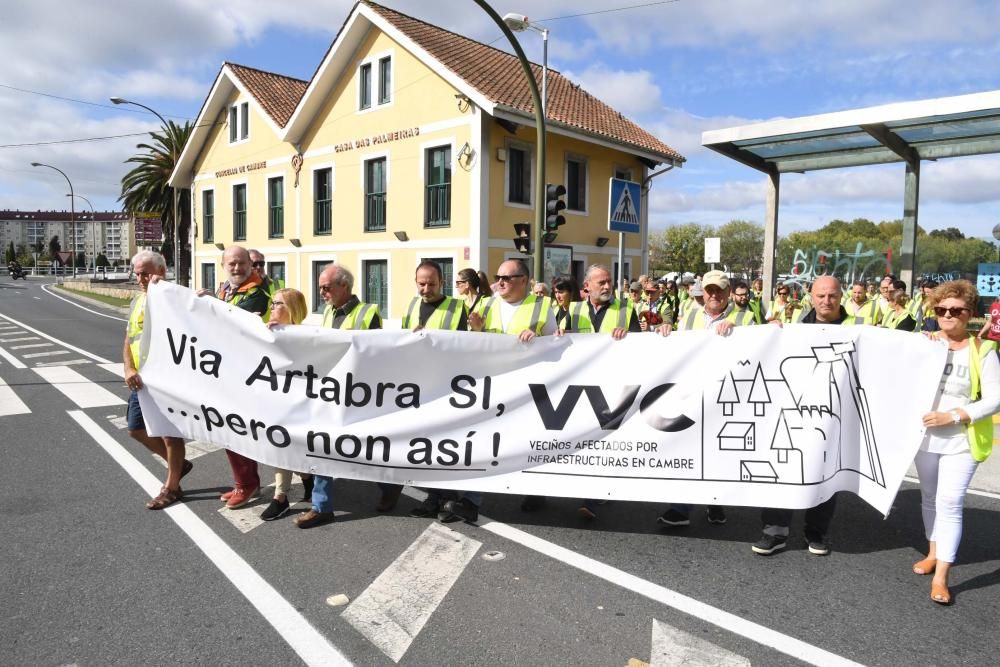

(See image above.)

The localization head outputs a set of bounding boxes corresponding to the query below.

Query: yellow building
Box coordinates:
[170,1,683,321]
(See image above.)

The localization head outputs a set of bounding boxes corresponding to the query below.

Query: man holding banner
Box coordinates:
[753,275,847,556]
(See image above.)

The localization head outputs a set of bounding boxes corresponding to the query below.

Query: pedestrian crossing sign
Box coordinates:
[608,178,641,233]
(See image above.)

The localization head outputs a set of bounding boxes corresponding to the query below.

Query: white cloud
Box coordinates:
[562,65,663,117]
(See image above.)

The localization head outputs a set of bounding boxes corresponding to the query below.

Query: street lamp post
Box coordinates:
[31,162,75,276]
[502,12,549,282]
[110,96,181,284]
[66,193,99,278]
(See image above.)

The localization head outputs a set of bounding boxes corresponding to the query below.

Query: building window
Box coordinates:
[268,176,284,238]
[566,155,587,212]
[359,63,372,110]
[202,190,214,242]
[425,146,451,228]
[240,102,249,140]
[229,106,237,143]
[312,261,327,313]
[233,184,246,241]
[378,56,392,104]
[426,257,454,297]
[363,259,388,315]
[364,158,387,232]
[202,263,216,293]
[615,167,633,181]
[314,168,332,235]
[267,261,285,288]
[229,102,249,143]
[507,144,531,205]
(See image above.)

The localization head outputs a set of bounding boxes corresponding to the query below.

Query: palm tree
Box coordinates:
[119,121,193,284]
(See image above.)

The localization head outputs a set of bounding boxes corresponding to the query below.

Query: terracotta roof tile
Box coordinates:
[227,63,308,128]
[362,1,684,163]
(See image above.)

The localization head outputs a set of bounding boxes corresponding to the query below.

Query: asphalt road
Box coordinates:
[2,275,999,666]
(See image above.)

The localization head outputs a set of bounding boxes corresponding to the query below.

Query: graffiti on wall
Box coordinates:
[784,243,891,289]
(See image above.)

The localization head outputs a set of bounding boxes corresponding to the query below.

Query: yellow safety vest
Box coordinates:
[562,298,635,333]
[401,296,465,330]
[966,336,996,462]
[679,303,756,330]
[845,299,881,326]
[322,301,379,329]
[479,295,553,335]
[127,292,146,369]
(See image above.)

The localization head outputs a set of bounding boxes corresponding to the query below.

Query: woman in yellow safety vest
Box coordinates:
[552,276,582,329]
[455,268,491,317]
[882,290,916,331]
[913,280,1000,605]
[766,285,793,322]
[259,288,314,522]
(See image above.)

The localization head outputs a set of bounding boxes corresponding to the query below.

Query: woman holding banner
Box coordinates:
[258,288,314,521]
[456,268,491,316]
[914,280,1000,605]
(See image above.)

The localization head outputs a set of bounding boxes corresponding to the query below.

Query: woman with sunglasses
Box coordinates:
[766,285,793,322]
[913,280,1000,604]
[455,268,491,317]
[258,288,314,521]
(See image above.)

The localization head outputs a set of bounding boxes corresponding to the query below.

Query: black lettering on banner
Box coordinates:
[450,375,477,408]
[166,328,221,377]
[639,384,695,433]
[529,384,640,430]
[198,404,290,448]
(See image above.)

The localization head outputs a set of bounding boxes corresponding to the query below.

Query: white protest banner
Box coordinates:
[138,282,945,514]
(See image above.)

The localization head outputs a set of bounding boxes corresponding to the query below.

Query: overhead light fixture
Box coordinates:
[394,231,409,242]
[456,142,475,165]
[454,93,473,113]
[596,237,609,247]
[214,243,226,251]
[290,238,302,247]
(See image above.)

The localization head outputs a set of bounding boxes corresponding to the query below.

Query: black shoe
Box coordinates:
[261,498,290,521]
[578,505,597,520]
[656,509,690,527]
[805,535,831,556]
[300,476,314,503]
[438,498,479,523]
[706,506,727,525]
[751,534,787,555]
[376,485,403,512]
[409,499,440,518]
[520,495,546,512]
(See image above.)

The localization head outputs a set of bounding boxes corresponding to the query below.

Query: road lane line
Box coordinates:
[342,522,481,663]
[23,350,71,359]
[0,375,31,416]
[10,343,54,350]
[67,410,352,667]
[0,346,27,369]
[0,312,112,363]
[479,518,862,667]
[650,619,749,666]
[33,366,125,408]
[40,283,129,322]
[903,475,1000,501]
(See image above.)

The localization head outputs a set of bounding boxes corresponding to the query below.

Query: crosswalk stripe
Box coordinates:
[0,375,31,416]
[0,336,38,343]
[217,480,314,534]
[98,363,125,378]
[342,522,481,662]
[10,343,53,350]
[35,359,92,367]
[33,366,126,408]
[0,346,26,369]
[650,619,749,667]
[0,313,112,363]
[23,350,71,359]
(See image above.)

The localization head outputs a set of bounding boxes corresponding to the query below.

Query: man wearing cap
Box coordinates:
[678,279,704,321]
[655,270,753,527]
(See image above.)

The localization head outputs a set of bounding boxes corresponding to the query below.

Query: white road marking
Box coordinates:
[23,350,71,359]
[67,410,352,667]
[0,375,31,416]
[33,366,125,408]
[0,312,112,363]
[479,518,862,667]
[35,359,91,367]
[903,475,1000,501]
[650,619,749,667]
[40,284,129,322]
[342,522,481,663]
[32,296,41,300]
[108,415,129,430]
[0,346,27,369]
[217,480,316,534]
[0,336,39,343]
[10,343,53,350]
[98,363,125,378]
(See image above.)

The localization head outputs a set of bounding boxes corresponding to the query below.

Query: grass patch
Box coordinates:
[55,284,132,308]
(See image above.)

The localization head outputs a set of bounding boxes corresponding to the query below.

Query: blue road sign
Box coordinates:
[608,178,641,234]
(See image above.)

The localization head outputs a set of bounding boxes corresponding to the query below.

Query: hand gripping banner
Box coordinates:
[139,282,945,514]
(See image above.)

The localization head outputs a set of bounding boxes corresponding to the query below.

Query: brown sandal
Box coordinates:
[913,558,936,575]
[146,486,182,510]
[930,582,951,605]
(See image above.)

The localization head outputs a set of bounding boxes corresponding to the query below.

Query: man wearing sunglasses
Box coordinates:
[753,275,847,557]
[249,248,278,300]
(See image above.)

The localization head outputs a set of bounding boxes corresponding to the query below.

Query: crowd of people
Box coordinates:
[122,246,999,606]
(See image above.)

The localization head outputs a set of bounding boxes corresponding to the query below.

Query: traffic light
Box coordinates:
[545,183,566,233]
[513,222,533,255]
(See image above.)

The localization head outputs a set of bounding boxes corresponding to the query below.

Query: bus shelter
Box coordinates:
[702,90,1000,303]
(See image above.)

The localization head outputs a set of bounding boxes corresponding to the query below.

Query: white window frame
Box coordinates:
[265,171,285,239]
[231,179,248,242]
[228,101,250,145]
[358,253,392,319]
[564,153,589,215]
[201,187,215,243]
[310,255,338,314]
[504,138,534,210]
[312,163,335,236]
[357,49,395,114]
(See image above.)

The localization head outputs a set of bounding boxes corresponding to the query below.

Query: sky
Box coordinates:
[2,0,999,240]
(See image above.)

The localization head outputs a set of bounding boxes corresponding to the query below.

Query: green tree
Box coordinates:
[48,235,61,261]
[5,241,13,264]
[75,251,86,269]
[96,253,109,268]
[717,219,764,277]
[119,120,193,285]
[929,227,965,242]
[649,223,715,277]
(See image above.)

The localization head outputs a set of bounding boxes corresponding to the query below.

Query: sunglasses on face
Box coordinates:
[252,262,265,268]
[777,291,789,296]
[455,280,468,285]
[934,306,970,318]
[495,274,525,283]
